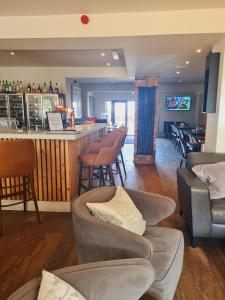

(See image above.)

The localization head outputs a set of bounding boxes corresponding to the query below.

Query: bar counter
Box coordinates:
[0,124,106,212]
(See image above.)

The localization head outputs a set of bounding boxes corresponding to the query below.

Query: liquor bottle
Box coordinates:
[54,83,59,94]
[0,81,2,93]
[12,81,16,93]
[8,82,12,93]
[19,81,23,93]
[2,80,5,93]
[32,82,36,93]
[5,81,9,93]
[43,82,47,93]
[16,80,20,93]
[37,84,42,93]
[49,81,53,93]
[27,83,31,93]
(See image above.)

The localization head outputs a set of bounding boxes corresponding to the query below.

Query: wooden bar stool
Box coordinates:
[78,133,123,195]
[115,126,128,178]
[0,139,41,235]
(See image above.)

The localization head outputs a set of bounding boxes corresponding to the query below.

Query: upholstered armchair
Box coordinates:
[72,187,184,300]
[177,152,225,247]
[8,259,154,300]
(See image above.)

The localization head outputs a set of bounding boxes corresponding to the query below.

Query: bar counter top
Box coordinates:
[0,123,106,140]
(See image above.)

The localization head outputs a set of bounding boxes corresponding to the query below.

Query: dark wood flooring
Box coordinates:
[0,138,225,300]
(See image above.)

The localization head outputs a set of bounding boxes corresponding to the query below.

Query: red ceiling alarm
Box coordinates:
[81,15,89,25]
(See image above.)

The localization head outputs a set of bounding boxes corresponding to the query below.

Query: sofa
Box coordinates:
[177,152,225,247]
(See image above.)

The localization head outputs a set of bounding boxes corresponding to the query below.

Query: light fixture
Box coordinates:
[176,71,180,74]
[177,78,182,83]
[101,52,105,57]
[112,51,119,60]
[10,51,15,56]
[196,49,202,53]
[106,62,111,66]
[185,61,190,65]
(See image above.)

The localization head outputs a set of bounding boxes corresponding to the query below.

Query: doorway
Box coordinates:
[106,100,135,136]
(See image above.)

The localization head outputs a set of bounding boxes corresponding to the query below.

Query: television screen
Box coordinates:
[165,96,191,111]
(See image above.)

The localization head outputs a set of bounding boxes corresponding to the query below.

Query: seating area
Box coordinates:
[1,2,225,300]
[165,121,206,167]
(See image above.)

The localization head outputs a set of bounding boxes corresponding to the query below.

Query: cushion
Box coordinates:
[86,186,146,235]
[37,270,86,300]
[192,162,225,199]
[144,227,184,300]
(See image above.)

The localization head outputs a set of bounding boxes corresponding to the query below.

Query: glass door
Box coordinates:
[8,94,24,128]
[112,101,127,127]
[26,94,43,131]
[0,94,9,118]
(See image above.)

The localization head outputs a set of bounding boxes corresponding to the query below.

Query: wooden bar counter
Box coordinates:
[0,124,106,212]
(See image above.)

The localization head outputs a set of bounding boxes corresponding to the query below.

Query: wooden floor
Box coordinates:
[0,138,225,300]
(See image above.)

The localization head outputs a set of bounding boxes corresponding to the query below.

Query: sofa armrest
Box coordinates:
[125,189,176,226]
[177,168,211,237]
[8,259,155,300]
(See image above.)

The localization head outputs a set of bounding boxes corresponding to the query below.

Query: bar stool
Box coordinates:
[0,139,41,235]
[78,133,123,195]
[114,126,128,177]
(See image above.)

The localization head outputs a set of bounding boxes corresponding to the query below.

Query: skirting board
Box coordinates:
[1,200,71,213]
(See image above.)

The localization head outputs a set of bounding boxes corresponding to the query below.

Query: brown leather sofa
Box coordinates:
[8,259,154,300]
[72,187,184,300]
[177,152,225,247]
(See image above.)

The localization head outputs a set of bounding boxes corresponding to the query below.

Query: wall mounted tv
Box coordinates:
[165,96,191,111]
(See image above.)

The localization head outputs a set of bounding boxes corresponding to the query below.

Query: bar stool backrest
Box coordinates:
[0,139,35,178]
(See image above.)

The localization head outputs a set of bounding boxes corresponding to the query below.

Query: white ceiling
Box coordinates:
[0,33,223,83]
[0,0,225,16]
[0,49,125,67]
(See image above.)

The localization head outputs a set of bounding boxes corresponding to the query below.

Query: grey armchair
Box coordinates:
[72,187,184,300]
[8,258,154,300]
[177,152,225,247]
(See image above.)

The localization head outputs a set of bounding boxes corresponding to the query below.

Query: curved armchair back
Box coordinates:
[72,187,153,264]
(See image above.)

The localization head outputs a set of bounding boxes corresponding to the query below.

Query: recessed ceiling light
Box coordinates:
[112,51,119,60]
[106,62,111,66]
[196,49,202,53]
[185,61,190,65]
[101,52,105,57]
[10,51,15,56]
[177,78,182,83]
[176,71,180,74]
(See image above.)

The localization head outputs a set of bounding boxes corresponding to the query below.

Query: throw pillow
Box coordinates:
[86,186,146,235]
[37,270,86,300]
[192,161,225,199]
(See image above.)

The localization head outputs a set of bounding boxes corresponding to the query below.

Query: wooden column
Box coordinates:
[134,76,159,165]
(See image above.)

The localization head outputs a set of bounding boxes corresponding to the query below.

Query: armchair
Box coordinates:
[8,259,154,300]
[72,187,184,300]
[177,152,225,247]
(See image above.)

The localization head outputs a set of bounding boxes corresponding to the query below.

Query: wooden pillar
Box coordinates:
[134,75,159,165]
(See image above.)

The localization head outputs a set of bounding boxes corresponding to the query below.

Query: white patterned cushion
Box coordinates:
[86,186,146,235]
[37,270,86,300]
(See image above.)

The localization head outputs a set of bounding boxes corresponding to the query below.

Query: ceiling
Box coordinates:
[0,33,223,83]
[0,49,125,67]
[0,0,225,16]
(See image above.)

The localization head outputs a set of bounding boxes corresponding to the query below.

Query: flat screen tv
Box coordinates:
[165,96,191,111]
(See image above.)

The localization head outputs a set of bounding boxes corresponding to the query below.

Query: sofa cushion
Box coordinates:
[211,198,225,225]
[192,161,225,199]
[144,227,184,300]
[86,186,146,235]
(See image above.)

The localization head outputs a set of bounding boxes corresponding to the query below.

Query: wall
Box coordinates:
[79,82,135,117]
[93,91,135,117]
[157,82,204,137]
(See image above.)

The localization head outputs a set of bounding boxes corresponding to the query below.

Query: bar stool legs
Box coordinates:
[120,150,127,178]
[116,158,124,187]
[29,175,41,224]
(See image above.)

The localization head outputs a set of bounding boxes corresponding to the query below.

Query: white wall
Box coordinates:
[93,91,135,117]
[157,82,204,137]
[79,82,135,117]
